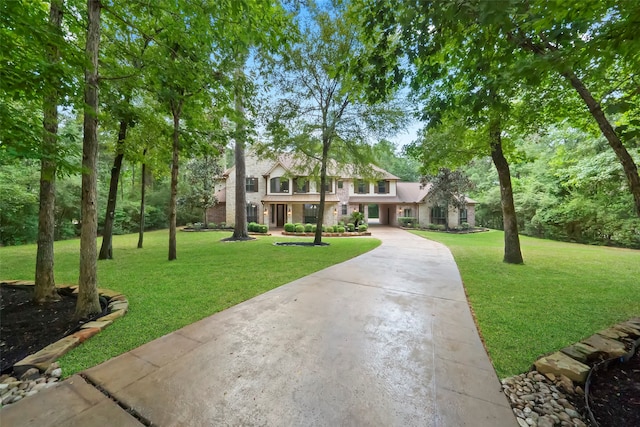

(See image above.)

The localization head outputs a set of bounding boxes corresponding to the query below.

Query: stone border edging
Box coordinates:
[533,317,640,386]
[0,280,129,377]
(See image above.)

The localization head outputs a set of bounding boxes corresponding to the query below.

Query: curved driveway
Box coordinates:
[2,227,516,426]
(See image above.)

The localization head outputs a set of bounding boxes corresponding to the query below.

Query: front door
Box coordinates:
[277,204,286,227]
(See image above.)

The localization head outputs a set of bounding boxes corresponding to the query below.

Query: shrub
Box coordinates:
[347,223,355,232]
[333,225,339,232]
[337,226,345,233]
[398,217,417,227]
[248,222,258,232]
[461,222,470,230]
[284,223,295,232]
[338,221,345,227]
[259,224,268,233]
[358,224,368,232]
[304,223,313,232]
[436,224,446,231]
[428,223,438,230]
[312,224,317,232]
[295,224,305,233]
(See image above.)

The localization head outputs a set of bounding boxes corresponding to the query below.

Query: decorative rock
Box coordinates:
[558,374,574,394]
[50,368,62,378]
[581,334,628,359]
[565,408,580,418]
[573,419,587,427]
[560,342,602,363]
[517,417,529,427]
[80,320,113,331]
[534,352,590,383]
[73,327,100,343]
[525,418,535,426]
[537,416,554,427]
[19,367,40,381]
[557,410,571,423]
[574,386,584,396]
[597,327,628,340]
[44,362,59,376]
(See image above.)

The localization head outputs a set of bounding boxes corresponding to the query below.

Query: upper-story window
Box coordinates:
[356,180,369,194]
[375,180,390,194]
[246,177,258,193]
[270,177,289,193]
[294,177,309,193]
[316,178,333,193]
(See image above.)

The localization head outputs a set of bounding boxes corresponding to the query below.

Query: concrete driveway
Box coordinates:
[1,227,516,426]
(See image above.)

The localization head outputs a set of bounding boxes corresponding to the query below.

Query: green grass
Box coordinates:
[1,230,380,376]
[412,229,640,378]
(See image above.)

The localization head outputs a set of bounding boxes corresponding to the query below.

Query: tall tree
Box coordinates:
[503,0,640,216]
[355,0,526,263]
[232,61,251,240]
[265,5,406,245]
[75,0,102,319]
[34,0,64,303]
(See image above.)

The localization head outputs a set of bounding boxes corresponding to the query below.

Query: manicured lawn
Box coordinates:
[412,229,640,378]
[1,230,380,376]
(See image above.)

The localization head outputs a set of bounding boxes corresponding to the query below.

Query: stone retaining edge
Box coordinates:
[1,280,129,377]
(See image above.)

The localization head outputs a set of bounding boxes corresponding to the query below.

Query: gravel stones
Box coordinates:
[0,364,61,408]
[502,370,589,427]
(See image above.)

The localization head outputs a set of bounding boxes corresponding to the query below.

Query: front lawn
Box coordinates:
[412,229,640,378]
[0,230,380,376]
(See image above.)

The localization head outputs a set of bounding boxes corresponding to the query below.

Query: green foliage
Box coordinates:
[304,223,313,232]
[358,224,368,232]
[259,224,268,233]
[398,217,416,227]
[295,224,304,233]
[347,223,355,232]
[337,226,345,233]
[413,229,640,378]
[248,222,258,232]
[284,223,295,232]
[350,211,364,227]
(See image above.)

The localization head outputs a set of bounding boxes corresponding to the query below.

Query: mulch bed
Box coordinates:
[588,348,640,427]
[0,284,104,374]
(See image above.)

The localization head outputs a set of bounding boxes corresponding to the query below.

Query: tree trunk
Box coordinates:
[34,0,63,304]
[98,119,127,260]
[314,139,331,245]
[168,101,182,261]
[137,149,147,249]
[232,66,249,239]
[489,116,524,264]
[75,0,102,320]
[561,71,640,216]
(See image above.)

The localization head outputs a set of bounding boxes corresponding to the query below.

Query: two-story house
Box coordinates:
[207,152,476,228]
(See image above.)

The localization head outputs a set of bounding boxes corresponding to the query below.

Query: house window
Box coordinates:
[403,208,412,217]
[375,180,389,194]
[303,204,318,223]
[294,177,309,193]
[356,180,369,194]
[337,181,343,189]
[246,203,258,223]
[270,177,289,193]
[316,179,333,193]
[245,177,258,193]
[459,208,468,225]
[431,206,446,225]
[341,204,348,215]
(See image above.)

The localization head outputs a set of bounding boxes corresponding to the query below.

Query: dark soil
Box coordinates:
[587,349,640,427]
[0,284,105,374]
[274,242,330,246]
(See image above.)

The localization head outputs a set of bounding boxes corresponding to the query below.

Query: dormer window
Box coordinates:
[356,179,369,194]
[294,177,309,193]
[375,180,390,194]
[270,177,289,193]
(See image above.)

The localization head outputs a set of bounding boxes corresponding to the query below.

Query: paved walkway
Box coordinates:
[2,227,517,426]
